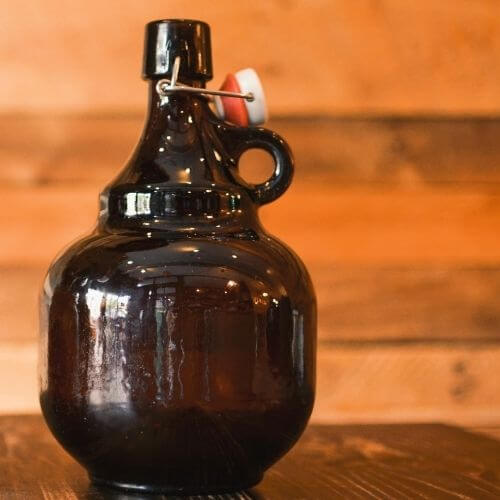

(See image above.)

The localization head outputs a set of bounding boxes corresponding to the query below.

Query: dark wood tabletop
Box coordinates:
[1,415,500,499]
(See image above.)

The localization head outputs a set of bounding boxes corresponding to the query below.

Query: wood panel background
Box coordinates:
[2,0,500,115]
[1,0,500,425]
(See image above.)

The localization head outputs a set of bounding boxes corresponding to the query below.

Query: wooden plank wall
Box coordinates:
[2,0,500,115]
[1,1,500,425]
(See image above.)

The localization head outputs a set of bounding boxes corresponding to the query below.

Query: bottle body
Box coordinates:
[40,227,315,493]
[39,86,316,493]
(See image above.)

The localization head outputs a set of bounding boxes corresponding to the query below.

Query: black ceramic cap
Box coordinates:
[143,19,213,81]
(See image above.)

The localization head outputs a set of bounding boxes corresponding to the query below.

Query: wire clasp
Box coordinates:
[155,56,254,102]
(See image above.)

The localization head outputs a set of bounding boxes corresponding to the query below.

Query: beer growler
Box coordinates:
[40,19,316,495]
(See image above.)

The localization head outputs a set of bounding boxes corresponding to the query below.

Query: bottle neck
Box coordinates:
[142,79,205,146]
[99,81,261,235]
[123,80,230,187]
[143,78,205,130]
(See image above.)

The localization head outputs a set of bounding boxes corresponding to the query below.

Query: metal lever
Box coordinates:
[156,56,254,102]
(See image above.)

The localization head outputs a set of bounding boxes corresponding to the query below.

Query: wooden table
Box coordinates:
[2,416,500,499]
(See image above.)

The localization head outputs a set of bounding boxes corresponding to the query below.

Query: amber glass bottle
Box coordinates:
[39,19,316,495]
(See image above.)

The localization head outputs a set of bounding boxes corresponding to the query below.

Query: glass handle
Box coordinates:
[221,126,294,206]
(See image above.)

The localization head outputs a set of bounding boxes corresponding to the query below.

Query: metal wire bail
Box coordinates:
[156,56,254,102]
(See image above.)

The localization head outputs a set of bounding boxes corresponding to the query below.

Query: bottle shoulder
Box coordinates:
[44,229,314,305]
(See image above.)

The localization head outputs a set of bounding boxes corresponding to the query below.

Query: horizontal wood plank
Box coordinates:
[3,184,500,267]
[4,1,500,115]
[3,342,500,426]
[0,116,141,187]
[471,426,500,440]
[316,265,500,342]
[0,269,41,343]
[1,186,97,267]
[5,266,500,343]
[267,183,500,265]
[315,344,500,426]
[3,116,500,187]
[0,343,38,414]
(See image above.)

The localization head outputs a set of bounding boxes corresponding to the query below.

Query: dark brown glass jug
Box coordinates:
[39,19,316,495]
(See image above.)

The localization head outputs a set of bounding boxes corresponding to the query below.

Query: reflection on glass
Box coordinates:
[85,288,131,405]
[292,309,305,384]
[125,192,152,216]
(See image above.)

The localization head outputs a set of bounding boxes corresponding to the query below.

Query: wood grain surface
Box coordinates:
[3,1,500,115]
[1,416,500,499]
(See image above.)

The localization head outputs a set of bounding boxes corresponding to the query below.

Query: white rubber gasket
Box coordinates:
[234,68,268,125]
[213,95,225,120]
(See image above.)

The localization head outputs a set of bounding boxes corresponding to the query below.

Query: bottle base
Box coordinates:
[90,473,263,496]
